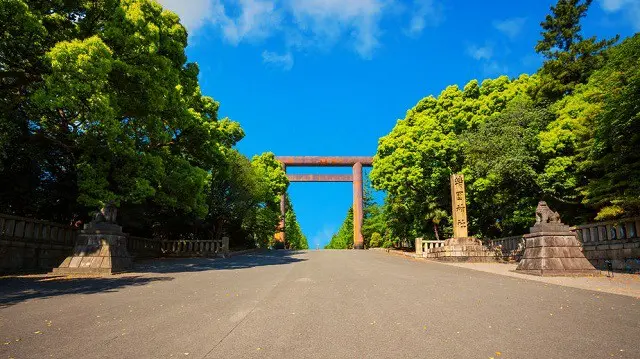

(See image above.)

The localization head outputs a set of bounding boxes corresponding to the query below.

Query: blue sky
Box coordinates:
[157,0,639,248]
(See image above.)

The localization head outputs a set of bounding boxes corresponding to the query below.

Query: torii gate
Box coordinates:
[276,156,374,249]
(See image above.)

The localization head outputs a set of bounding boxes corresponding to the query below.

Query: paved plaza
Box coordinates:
[1,250,639,358]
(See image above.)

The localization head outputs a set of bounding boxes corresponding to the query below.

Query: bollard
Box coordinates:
[415,237,423,256]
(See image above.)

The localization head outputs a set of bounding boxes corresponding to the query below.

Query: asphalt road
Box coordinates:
[1,250,639,359]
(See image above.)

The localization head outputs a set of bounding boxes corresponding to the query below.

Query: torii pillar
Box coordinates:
[352,162,364,249]
[276,156,372,249]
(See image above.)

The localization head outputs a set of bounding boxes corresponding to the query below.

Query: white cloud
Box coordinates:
[156,0,214,31]
[467,44,493,60]
[156,0,447,59]
[288,0,390,58]
[601,0,634,11]
[599,0,640,30]
[157,0,280,43]
[482,61,508,76]
[406,0,444,36]
[220,0,281,44]
[262,50,294,70]
[493,17,526,39]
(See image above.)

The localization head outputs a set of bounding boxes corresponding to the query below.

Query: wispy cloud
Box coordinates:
[156,0,446,60]
[156,0,214,31]
[599,0,640,30]
[466,42,508,76]
[288,0,390,59]
[405,0,444,37]
[262,50,294,70]
[482,61,508,76]
[493,17,526,39]
[467,43,493,60]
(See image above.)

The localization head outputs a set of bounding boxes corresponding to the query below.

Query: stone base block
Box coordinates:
[52,232,132,275]
[516,232,597,277]
[425,237,498,263]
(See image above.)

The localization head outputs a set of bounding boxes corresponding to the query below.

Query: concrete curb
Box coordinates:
[369,247,422,259]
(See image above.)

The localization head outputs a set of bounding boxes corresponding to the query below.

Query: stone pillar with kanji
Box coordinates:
[450,174,468,238]
[424,173,496,262]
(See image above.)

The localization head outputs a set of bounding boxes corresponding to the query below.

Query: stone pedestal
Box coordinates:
[52,223,132,275]
[425,237,497,262]
[516,231,597,276]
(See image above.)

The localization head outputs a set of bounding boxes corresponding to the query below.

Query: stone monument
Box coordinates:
[425,174,496,262]
[53,201,132,275]
[516,201,597,276]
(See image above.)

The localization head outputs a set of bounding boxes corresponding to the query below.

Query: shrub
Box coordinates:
[369,232,382,248]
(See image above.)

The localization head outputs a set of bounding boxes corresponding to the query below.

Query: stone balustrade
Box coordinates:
[0,214,76,272]
[415,238,446,255]
[487,235,525,261]
[1,213,234,273]
[159,238,228,257]
[489,217,640,271]
[573,217,640,271]
[127,236,163,258]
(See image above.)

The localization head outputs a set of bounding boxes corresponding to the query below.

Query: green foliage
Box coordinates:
[533,0,617,102]
[285,198,309,250]
[371,75,535,239]
[369,232,382,248]
[371,2,638,239]
[0,1,300,249]
[464,95,553,236]
[325,207,354,249]
[576,34,640,217]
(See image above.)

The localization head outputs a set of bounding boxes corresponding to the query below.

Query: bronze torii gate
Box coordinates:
[276,156,373,249]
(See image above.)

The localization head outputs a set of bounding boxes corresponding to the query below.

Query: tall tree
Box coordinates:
[284,196,309,250]
[371,75,535,239]
[533,0,617,102]
[325,207,354,249]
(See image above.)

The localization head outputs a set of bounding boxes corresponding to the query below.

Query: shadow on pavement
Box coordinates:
[0,275,174,308]
[133,250,307,274]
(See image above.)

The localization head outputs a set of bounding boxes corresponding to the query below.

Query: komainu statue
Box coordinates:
[92,200,118,224]
[530,200,569,233]
[535,201,561,225]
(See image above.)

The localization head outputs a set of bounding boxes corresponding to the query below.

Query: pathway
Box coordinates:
[1,251,638,358]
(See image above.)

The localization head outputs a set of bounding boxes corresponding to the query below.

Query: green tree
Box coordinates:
[464,95,553,236]
[369,232,383,248]
[284,196,309,250]
[558,34,640,218]
[325,207,354,249]
[0,0,243,232]
[533,0,617,102]
[371,75,535,239]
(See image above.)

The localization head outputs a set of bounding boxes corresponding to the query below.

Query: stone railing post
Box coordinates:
[415,237,423,256]
[221,236,230,258]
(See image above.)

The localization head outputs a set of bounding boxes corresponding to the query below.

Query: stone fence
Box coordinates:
[489,217,640,271]
[486,236,525,261]
[0,214,76,273]
[415,238,445,255]
[1,213,231,273]
[128,237,228,258]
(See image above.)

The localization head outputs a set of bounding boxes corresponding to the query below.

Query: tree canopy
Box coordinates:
[0,0,298,249]
[369,0,636,244]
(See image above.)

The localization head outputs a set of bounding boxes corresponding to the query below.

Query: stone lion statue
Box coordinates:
[93,200,118,224]
[535,201,561,225]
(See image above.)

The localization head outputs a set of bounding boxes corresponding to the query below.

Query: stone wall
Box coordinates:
[1,214,230,274]
[0,214,76,274]
[574,218,640,272]
[490,217,640,272]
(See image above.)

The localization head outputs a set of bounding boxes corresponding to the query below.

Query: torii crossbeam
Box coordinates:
[276,156,374,249]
